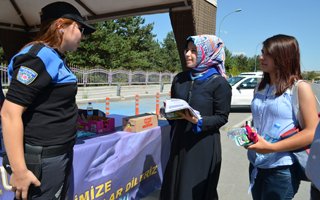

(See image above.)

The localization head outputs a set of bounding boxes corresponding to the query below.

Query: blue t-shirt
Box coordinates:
[248,84,297,168]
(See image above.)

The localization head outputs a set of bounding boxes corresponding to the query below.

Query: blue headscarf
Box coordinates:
[187,35,226,79]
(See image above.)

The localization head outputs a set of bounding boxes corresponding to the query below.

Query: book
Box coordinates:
[161,98,202,120]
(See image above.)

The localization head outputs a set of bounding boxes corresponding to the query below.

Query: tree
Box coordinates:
[113,17,156,70]
[65,17,265,74]
[224,47,248,76]
[252,55,260,72]
[302,71,319,80]
[224,47,261,76]
[67,20,121,68]
[224,47,237,75]
[66,16,159,70]
[145,40,163,71]
[161,31,181,72]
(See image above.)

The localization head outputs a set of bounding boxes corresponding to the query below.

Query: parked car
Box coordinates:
[228,72,263,108]
[238,71,263,77]
[314,80,320,84]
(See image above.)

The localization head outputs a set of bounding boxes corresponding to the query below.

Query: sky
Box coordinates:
[143,0,320,72]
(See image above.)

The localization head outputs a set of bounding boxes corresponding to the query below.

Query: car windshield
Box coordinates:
[227,76,245,86]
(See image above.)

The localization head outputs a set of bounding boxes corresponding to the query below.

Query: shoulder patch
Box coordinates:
[16,66,38,85]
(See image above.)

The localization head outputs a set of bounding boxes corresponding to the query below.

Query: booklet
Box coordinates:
[161,98,202,120]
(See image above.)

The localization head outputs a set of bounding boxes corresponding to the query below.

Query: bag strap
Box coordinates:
[292,80,320,129]
[280,127,300,139]
[291,80,301,127]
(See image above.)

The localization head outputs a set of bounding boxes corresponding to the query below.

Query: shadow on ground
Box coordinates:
[230,106,252,113]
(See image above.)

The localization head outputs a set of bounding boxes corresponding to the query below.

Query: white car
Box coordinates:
[228,72,263,107]
[238,71,263,77]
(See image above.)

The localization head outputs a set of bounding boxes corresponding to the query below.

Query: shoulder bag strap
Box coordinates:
[292,80,320,128]
[292,80,304,128]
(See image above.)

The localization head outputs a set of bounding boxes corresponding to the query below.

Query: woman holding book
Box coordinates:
[160,35,232,200]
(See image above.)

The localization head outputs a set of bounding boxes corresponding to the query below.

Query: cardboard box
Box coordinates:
[122,114,158,133]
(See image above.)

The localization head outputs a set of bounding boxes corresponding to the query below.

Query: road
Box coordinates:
[312,84,320,111]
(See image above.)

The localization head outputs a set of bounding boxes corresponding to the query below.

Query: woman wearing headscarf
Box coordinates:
[160,35,232,200]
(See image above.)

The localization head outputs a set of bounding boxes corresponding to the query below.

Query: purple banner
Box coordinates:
[0,120,171,200]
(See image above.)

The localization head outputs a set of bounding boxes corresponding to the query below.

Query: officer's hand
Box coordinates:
[10,168,41,200]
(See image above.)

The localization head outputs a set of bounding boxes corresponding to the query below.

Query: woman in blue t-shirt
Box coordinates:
[247,34,318,200]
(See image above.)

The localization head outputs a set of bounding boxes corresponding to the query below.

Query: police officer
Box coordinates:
[0,78,5,151]
[1,2,95,199]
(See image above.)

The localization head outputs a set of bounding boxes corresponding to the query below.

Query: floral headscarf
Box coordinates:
[187,35,226,78]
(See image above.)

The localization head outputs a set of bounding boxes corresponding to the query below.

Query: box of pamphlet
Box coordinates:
[122,113,158,133]
[77,109,115,135]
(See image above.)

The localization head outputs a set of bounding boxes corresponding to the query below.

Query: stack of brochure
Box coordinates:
[161,98,202,120]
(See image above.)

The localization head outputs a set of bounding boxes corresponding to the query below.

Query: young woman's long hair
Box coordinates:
[258,34,302,96]
[27,18,75,49]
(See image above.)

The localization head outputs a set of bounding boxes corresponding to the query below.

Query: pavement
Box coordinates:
[218,112,309,200]
[141,110,311,200]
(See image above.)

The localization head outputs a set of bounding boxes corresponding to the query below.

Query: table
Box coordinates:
[0,115,171,200]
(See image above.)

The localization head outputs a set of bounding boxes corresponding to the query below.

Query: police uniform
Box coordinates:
[0,73,4,152]
[6,43,77,199]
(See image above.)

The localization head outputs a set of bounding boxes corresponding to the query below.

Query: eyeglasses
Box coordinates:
[76,23,85,35]
[78,27,85,35]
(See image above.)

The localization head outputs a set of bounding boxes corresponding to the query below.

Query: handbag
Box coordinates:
[280,127,310,181]
[289,80,320,182]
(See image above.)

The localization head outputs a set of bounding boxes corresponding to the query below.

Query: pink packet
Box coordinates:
[245,125,259,143]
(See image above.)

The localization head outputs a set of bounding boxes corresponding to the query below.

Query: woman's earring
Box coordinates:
[59,29,64,33]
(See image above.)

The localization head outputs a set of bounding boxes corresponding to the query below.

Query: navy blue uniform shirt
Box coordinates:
[6,44,78,146]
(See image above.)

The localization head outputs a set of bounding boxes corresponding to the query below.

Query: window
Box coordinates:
[239,78,261,89]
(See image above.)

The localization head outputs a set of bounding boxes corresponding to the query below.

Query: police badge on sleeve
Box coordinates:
[17,66,38,85]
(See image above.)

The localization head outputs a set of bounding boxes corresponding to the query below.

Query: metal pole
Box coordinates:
[116,83,121,96]
[218,8,242,37]
[254,42,261,72]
